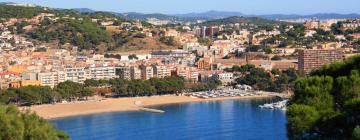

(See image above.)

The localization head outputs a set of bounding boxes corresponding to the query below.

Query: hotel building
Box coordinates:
[298,49,345,75]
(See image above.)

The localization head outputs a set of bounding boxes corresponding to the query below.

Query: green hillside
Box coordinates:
[0,4,45,19]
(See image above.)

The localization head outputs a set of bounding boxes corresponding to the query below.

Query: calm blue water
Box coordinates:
[51,98,287,140]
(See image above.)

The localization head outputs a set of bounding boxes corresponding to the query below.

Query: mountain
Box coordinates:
[0,2,15,4]
[259,13,360,20]
[199,16,286,26]
[53,6,360,22]
[72,8,95,13]
[174,10,243,19]
[117,12,179,21]
[117,11,360,22]
[176,11,360,20]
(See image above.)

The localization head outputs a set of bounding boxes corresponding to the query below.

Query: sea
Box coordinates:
[51,97,287,140]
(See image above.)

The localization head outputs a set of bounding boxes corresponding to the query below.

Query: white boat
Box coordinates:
[259,100,288,110]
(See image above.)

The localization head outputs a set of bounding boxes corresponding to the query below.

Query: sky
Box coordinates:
[1,0,360,15]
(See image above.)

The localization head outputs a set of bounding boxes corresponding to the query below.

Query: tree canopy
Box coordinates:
[0,5,45,19]
[287,55,360,140]
[0,105,69,140]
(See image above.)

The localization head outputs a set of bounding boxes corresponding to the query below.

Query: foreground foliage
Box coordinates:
[287,55,360,140]
[0,105,69,140]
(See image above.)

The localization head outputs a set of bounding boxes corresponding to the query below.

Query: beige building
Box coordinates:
[152,65,171,78]
[140,65,154,80]
[65,66,86,83]
[298,49,345,75]
[37,71,66,88]
[175,66,199,82]
[87,65,117,80]
[130,66,142,80]
[116,66,131,80]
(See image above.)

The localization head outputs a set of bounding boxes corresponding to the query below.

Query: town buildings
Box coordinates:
[298,49,345,74]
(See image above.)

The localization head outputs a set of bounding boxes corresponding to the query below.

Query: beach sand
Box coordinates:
[27,94,274,119]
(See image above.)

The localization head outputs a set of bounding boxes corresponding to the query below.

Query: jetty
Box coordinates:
[139,107,165,113]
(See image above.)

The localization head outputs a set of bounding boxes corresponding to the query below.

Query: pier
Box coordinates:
[139,107,165,113]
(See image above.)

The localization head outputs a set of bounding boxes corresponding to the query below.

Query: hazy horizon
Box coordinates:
[1,0,360,15]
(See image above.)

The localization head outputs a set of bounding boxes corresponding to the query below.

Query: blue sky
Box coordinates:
[1,0,360,15]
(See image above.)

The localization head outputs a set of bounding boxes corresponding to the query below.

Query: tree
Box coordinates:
[353,126,360,140]
[128,54,138,60]
[287,104,320,140]
[55,81,82,101]
[0,105,69,140]
[80,88,94,100]
[160,36,176,46]
[287,55,360,140]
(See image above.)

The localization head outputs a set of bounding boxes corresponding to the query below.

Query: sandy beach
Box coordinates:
[27,94,274,119]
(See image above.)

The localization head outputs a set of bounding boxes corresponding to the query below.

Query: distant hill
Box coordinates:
[259,13,360,20]
[174,10,243,19]
[117,12,178,21]
[199,16,286,26]
[71,8,360,22]
[0,2,15,4]
[72,8,95,13]
[115,12,360,22]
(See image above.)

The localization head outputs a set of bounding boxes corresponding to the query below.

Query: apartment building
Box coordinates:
[130,66,142,80]
[116,66,131,80]
[65,66,86,83]
[197,57,214,70]
[37,71,66,88]
[175,66,199,82]
[140,65,154,80]
[212,72,234,85]
[298,49,345,75]
[152,65,171,78]
[87,64,117,80]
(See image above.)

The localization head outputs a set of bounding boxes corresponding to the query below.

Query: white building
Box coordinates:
[212,72,234,85]
[130,66,142,80]
[140,65,154,80]
[87,64,117,80]
[152,65,171,78]
[65,66,86,83]
[37,71,66,88]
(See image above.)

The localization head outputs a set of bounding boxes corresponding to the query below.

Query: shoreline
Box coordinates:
[26,94,275,120]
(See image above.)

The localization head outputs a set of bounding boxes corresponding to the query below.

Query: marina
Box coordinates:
[186,86,281,100]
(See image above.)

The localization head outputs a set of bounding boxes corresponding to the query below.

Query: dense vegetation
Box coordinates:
[287,55,360,140]
[107,77,185,96]
[0,81,94,105]
[225,64,298,92]
[186,80,222,92]
[85,77,221,96]
[0,105,69,140]
[0,77,189,106]
[0,5,45,19]
[29,18,111,50]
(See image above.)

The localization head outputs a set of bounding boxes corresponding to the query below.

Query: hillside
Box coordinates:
[0,4,165,52]
[28,18,112,50]
[115,37,178,52]
[0,4,46,19]
[199,16,286,26]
